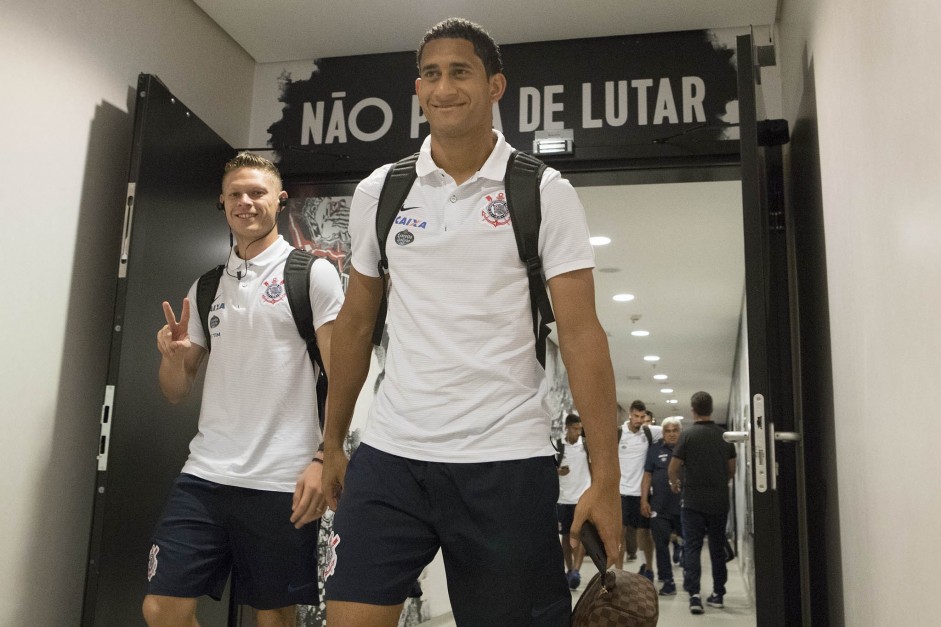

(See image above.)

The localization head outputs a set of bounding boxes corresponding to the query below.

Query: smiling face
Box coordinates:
[415,37,506,141]
[219,167,286,258]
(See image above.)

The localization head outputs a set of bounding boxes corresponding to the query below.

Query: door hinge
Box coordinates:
[97,386,115,471]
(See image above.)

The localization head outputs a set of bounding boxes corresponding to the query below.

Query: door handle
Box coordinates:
[723,431,749,443]
[769,422,801,491]
[774,430,801,442]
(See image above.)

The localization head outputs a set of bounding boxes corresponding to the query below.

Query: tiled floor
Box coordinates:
[421,544,755,626]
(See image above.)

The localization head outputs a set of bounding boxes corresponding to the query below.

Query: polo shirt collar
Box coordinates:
[415,129,514,182]
[226,235,289,276]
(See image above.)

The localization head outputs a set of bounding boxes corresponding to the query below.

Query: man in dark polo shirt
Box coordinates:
[668,391,736,615]
[640,416,683,596]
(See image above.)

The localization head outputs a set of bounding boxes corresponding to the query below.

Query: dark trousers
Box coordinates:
[681,508,728,596]
[649,513,682,582]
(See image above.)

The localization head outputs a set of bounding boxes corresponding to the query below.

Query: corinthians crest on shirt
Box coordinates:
[262,277,286,304]
[482,192,512,228]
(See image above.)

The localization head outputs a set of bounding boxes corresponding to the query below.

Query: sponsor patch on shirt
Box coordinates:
[394,229,415,246]
[394,215,427,229]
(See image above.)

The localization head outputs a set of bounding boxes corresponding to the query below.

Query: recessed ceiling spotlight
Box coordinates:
[660,388,674,394]
[653,374,668,380]
[613,293,635,302]
[590,236,611,246]
[630,330,650,337]
[666,399,679,404]
[643,355,660,362]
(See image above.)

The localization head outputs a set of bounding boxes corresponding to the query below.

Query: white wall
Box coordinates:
[777,1,941,624]
[0,1,254,623]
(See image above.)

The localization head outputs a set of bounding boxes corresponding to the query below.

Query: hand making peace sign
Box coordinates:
[156,298,192,362]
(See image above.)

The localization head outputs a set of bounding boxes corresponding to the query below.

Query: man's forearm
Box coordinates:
[158,357,192,404]
[560,326,618,486]
[322,317,373,452]
[668,458,682,485]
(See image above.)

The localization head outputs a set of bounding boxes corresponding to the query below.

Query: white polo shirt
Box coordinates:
[618,423,663,496]
[182,236,344,492]
[558,437,592,504]
[349,131,595,463]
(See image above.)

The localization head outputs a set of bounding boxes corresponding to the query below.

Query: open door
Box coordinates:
[81,74,235,626]
[736,34,810,626]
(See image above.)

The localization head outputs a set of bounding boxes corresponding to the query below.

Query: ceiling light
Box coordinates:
[660,388,674,394]
[590,236,611,246]
[613,293,635,302]
[666,399,679,404]
[643,355,660,362]
[653,374,668,380]
[630,330,649,337]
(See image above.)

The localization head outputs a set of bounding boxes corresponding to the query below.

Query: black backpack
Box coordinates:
[552,436,590,467]
[195,248,328,427]
[371,150,555,367]
[617,424,654,447]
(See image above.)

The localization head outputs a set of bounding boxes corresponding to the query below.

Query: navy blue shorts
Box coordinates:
[147,474,320,610]
[556,504,577,536]
[621,495,651,529]
[325,444,571,625]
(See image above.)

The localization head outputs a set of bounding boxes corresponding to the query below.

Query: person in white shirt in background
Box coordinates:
[555,413,592,589]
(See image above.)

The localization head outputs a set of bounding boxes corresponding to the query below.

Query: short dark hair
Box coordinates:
[222,151,282,189]
[565,413,581,426]
[417,17,503,77]
[629,400,646,413]
[691,391,713,417]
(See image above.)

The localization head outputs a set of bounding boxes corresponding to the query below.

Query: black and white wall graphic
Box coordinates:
[253,28,745,176]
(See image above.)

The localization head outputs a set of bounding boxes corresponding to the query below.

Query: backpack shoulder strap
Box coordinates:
[552,438,565,466]
[195,265,224,352]
[643,424,653,446]
[283,249,328,429]
[504,150,553,367]
[373,153,420,346]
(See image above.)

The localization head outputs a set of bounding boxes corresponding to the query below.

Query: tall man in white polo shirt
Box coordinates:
[147,153,344,627]
[321,17,621,627]
[618,399,662,581]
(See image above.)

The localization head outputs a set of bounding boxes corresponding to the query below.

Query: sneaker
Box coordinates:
[626,553,638,562]
[659,580,677,596]
[689,595,704,615]
[638,564,654,581]
[567,569,581,590]
[707,593,724,608]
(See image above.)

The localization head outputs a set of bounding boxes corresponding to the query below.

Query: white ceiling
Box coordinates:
[193,0,777,64]
[191,0,773,421]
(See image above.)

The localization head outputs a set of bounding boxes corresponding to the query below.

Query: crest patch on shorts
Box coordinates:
[147,544,160,581]
[323,531,341,581]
